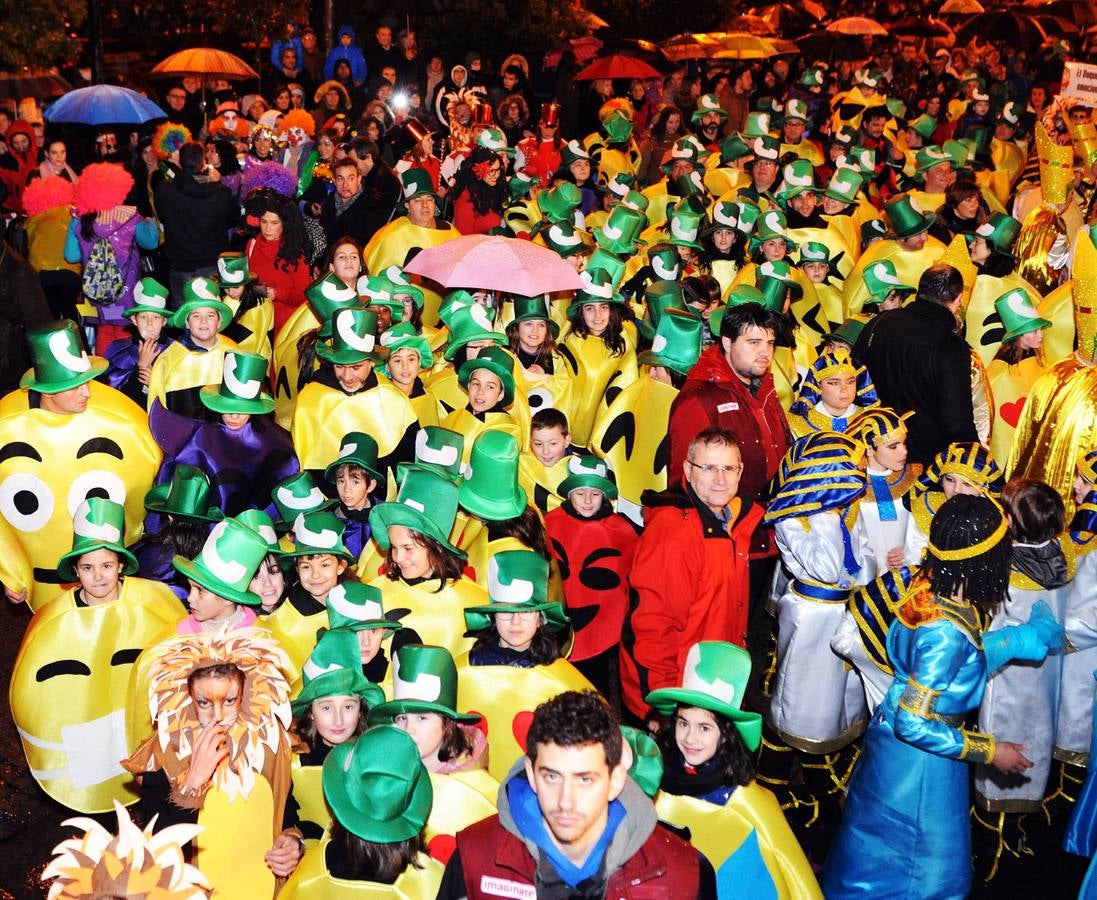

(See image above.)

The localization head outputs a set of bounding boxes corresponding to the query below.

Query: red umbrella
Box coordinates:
[575,53,664,81]
[403,235,586,295]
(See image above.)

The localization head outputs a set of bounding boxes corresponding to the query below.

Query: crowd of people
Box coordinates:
[1,8,1097,899]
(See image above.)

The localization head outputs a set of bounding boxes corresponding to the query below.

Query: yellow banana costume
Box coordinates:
[280,841,444,899]
[367,574,488,659]
[146,334,238,412]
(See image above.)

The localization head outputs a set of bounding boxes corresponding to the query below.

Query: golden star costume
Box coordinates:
[363,217,462,327]
[10,576,181,812]
[0,381,162,611]
[1015,123,1076,296]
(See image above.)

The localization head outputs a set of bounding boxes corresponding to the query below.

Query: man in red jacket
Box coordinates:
[439,691,716,899]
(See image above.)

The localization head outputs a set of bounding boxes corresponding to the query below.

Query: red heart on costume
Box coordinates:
[1000,397,1027,428]
[469,710,488,738]
[512,711,535,750]
[428,834,457,864]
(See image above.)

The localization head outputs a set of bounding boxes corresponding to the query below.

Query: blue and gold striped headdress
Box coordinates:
[919,442,1003,497]
[789,350,879,424]
[764,431,867,525]
[849,408,913,449]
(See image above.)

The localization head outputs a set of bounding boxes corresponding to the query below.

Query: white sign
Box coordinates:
[1063,62,1097,108]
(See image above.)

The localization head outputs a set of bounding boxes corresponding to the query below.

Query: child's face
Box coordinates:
[225,283,245,299]
[358,628,384,663]
[818,373,857,414]
[942,472,979,498]
[311,694,360,746]
[823,339,852,356]
[517,319,548,351]
[868,436,908,472]
[190,672,242,727]
[803,261,829,284]
[187,580,235,622]
[222,413,251,430]
[467,370,505,412]
[133,311,166,341]
[531,426,568,466]
[336,469,375,509]
[675,706,721,767]
[879,290,904,311]
[495,609,541,652]
[712,229,734,252]
[389,526,433,580]
[249,555,285,612]
[761,238,786,261]
[1075,470,1093,506]
[394,711,445,763]
[570,487,605,517]
[75,547,122,604]
[187,307,221,344]
[296,554,347,599]
[581,302,610,336]
[386,347,421,389]
[569,159,591,182]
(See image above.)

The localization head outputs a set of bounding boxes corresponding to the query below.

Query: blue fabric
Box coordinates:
[1065,673,1097,858]
[838,515,861,579]
[716,830,778,900]
[868,473,898,522]
[821,611,988,898]
[507,775,625,888]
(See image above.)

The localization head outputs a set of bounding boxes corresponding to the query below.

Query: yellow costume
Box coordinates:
[842,237,947,318]
[146,334,238,412]
[367,574,488,659]
[224,296,275,362]
[559,326,639,448]
[271,304,322,429]
[987,355,1050,466]
[280,841,444,899]
[363,217,462,327]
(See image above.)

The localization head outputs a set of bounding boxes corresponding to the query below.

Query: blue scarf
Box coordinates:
[868,472,898,522]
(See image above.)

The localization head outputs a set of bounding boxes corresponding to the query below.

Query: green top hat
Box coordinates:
[236,508,280,554]
[666,205,704,251]
[639,308,701,375]
[862,259,915,305]
[800,67,825,88]
[779,159,819,200]
[782,98,810,124]
[861,218,887,244]
[621,192,649,216]
[995,287,1052,342]
[477,127,514,156]
[798,241,839,274]
[705,200,739,235]
[712,285,766,336]
[915,145,955,179]
[646,641,763,752]
[371,468,465,558]
[200,350,275,416]
[292,628,385,714]
[941,139,971,171]
[325,431,384,485]
[673,171,708,201]
[749,134,781,163]
[21,320,107,393]
[322,726,433,842]
[843,146,875,177]
[754,274,794,313]
[732,200,761,236]
[741,111,772,139]
[566,267,628,318]
[621,726,663,798]
[561,139,592,169]
[585,249,626,289]
[601,110,633,144]
[909,114,937,141]
[538,182,583,224]
[639,280,686,341]
[824,318,866,348]
[661,138,706,177]
[647,244,682,282]
[719,133,752,165]
[750,209,797,255]
[601,171,636,199]
[170,277,232,331]
[358,275,406,321]
[124,278,171,318]
[998,101,1020,127]
[443,304,505,361]
[972,213,1021,257]
[383,266,425,309]
[326,580,401,632]
[306,273,359,338]
[594,204,647,256]
[172,517,269,606]
[541,221,591,258]
[510,295,559,338]
[145,463,225,523]
[216,252,255,285]
[57,497,139,582]
[831,126,857,148]
[368,644,481,724]
[884,194,935,239]
[458,429,527,521]
[691,93,728,127]
[380,323,434,373]
[400,168,441,207]
[885,97,907,122]
[316,307,389,366]
[272,472,338,532]
[458,345,516,408]
[397,426,466,485]
[280,510,353,562]
[463,550,569,633]
[557,453,618,500]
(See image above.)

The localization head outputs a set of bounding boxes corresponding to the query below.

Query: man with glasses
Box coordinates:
[619,426,763,723]
[162,83,202,137]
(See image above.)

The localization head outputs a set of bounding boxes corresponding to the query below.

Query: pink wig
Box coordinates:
[73,163,135,215]
[23,176,75,218]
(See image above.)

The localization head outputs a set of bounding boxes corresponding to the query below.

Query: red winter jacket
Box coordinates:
[619,486,761,719]
[246,234,311,332]
[668,344,790,558]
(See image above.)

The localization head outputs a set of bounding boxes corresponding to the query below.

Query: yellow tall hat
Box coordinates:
[1035,121,1075,206]
[1073,227,1097,362]
[1069,120,1097,169]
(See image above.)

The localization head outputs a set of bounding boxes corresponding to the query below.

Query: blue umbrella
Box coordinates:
[44,84,166,126]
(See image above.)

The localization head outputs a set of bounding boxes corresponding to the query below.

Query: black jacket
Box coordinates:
[0,241,53,395]
[854,299,978,465]
[154,172,239,271]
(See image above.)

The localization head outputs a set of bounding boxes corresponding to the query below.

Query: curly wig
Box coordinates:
[23,175,75,218]
[452,146,508,217]
[241,160,298,198]
[599,97,635,123]
[152,121,191,160]
[283,108,316,137]
[244,188,310,270]
[73,162,134,215]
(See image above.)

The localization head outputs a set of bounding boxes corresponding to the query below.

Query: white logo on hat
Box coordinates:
[321,278,356,303]
[303,658,343,681]
[488,555,535,605]
[548,225,581,247]
[192,279,220,303]
[380,329,401,347]
[133,282,167,309]
[72,501,121,543]
[652,256,679,280]
[276,484,325,510]
[200,521,246,584]
[762,211,784,233]
[356,275,391,300]
[670,217,697,242]
[869,263,900,286]
[468,303,494,331]
[784,167,812,188]
[566,140,587,158]
[294,514,338,549]
[223,353,261,399]
[600,220,624,241]
[49,330,91,373]
[337,313,376,353]
[713,205,737,228]
[385,265,409,285]
[671,143,692,160]
[403,180,417,198]
[681,644,736,704]
[759,261,785,280]
[700,95,721,111]
[803,245,826,261]
[608,174,628,196]
[651,334,669,354]
[753,137,777,160]
[327,584,384,621]
[393,655,443,702]
[976,223,995,238]
[403,497,426,513]
[338,442,359,460]
[568,456,607,477]
[255,523,277,545]
[1005,290,1040,320]
[416,429,459,468]
[579,271,613,299]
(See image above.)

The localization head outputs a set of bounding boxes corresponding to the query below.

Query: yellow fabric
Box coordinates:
[26,207,81,274]
[292,380,418,471]
[842,237,947,318]
[455,656,595,782]
[264,599,328,674]
[367,575,488,659]
[654,785,822,900]
[9,577,180,812]
[0,381,162,611]
[291,761,330,842]
[987,355,1049,465]
[1039,280,1076,365]
[710,258,741,298]
[271,304,322,430]
[426,769,499,847]
[935,234,979,316]
[197,778,277,900]
[407,386,441,428]
[513,357,574,438]
[439,407,525,464]
[146,334,238,412]
[224,296,275,362]
[705,167,750,200]
[639,182,675,230]
[813,282,845,332]
[363,217,463,328]
[966,272,1043,366]
[788,225,856,283]
[0,513,32,600]
[280,842,444,899]
[560,328,639,449]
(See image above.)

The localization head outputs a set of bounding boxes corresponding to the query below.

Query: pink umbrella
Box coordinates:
[403,235,586,295]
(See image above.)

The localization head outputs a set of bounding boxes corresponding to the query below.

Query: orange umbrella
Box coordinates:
[725,14,777,35]
[827,16,889,35]
[940,0,985,14]
[149,48,259,80]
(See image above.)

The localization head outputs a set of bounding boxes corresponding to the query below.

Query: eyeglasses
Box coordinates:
[167,93,186,101]
[686,461,743,476]
[495,610,541,621]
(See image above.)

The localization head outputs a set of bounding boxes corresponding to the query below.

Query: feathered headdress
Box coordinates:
[282,108,315,138]
[152,122,191,160]
[23,175,75,218]
[42,800,210,899]
[143,629,292,802]
[73,163,134,215]
[240,160,297,198]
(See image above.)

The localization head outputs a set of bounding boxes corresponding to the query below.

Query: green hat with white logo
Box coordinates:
[463,549,568,633]
[396,426,466,485]
[200,350,275,415]
[21,320,108,393]
[782,98,810,123]
[638,308,702,376]
[778,158,819,201]
[601,110,633,144]
[862,259,915,305]
[383,266,425,309]
[510,295,559,337]
[665,204,704,251]
[541,220,592,258]
[458,429,527,521]
[691,93,728,126]
[742,111,773,139]
[909,114,937,141]
[145,463,225,523]
[639,279,686,341]
[271,471,338,532]
[995,287,1052,343]
[565,267,628,318]
[557,453,618,500]
[306,273,359,338]
[124,277,171,318]
[884,194,935,239]
[170,276,231,330]
[823,168,864,205]
[357,274,404,322]
[371,468,465,558]
[477,127,514,156]
[594,203,647,256]
[326,580,401,632]
[324,431,384,485]
[216,251,256,285]
[57,497,138,582]
[457,345,516,407]
[719,133,752,165]
[915,145,956,178]
[798,241,840,277]
[172,517,270,606]
[750,208,798,255]
[662,137,707,177]
[443,304,505,361]
[399,168,441,207]
[646,641,763,751]
[560,139,592,169]
[280,509,353,563]
[292,627,385,714]
[379,323,434,373]
[756,259,802,303]
[971,213,1021,257]
[368,644,481,724]
[316,307,389,365]
[236,508,280,554]
[538,182,583,224]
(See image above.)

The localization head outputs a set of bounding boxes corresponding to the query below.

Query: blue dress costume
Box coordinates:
[822,585,994,899]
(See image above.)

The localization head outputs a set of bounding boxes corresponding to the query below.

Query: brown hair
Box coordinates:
[687,426,740,461]
[294,699,369,754]
[385,529,464,588]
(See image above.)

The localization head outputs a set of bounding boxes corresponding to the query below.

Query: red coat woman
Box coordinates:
[245,192,313,332]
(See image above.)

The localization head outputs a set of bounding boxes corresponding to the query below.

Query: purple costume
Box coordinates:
[104,336,173,406]
[65,214,159,325]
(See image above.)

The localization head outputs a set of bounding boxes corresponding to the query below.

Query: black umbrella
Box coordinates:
[890,16,954,37]
[0,68,72,103]
[955,11,1048,47]
[795,31,869,63]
